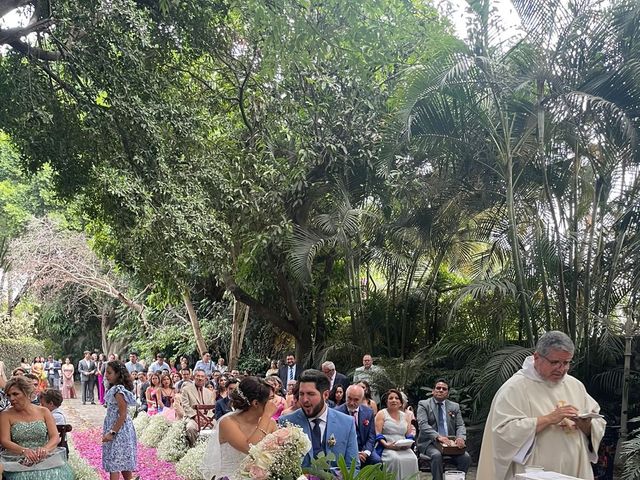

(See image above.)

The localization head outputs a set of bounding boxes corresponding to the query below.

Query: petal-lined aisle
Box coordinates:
[72,429,185,480]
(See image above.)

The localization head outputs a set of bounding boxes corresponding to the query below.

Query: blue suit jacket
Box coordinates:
[215,396,232,419]
[279,407,360,470]
[335,404,376,455]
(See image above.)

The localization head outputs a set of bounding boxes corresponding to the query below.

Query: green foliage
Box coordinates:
[622,418,640,480]
[0,337,45,371]
[305,452,398,480]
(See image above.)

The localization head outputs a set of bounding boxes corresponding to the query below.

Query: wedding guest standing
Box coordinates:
[102,361,137,480]
[97,353,107,405]
[78,351,97,405]
[61,358,76,399]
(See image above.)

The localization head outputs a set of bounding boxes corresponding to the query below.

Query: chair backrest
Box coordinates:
[57,424,73,456]
[195,404,216,431]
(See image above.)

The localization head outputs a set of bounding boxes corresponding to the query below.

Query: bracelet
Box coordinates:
[258,427,268,435]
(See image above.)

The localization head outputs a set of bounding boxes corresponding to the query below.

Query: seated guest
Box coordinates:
[11,368,26,377]
[264,376,286,420]
[40,389,66,425]
[375,389,419,480]
[181,369,216,446]
[279,369,359,470]
[336,384,380,466]
[145,373,162,415]
[0,377,74,479]
[357,380,378,414]
[333,385,345,406]
[158,373,176,410]
[137,371,149,410]
[194,353,215,376]
[215,378,238,419]
[416,379,471,480]
[149,353,171,374]
[175,368,192,392]
[24,374,41,405]
[321,361,349,402]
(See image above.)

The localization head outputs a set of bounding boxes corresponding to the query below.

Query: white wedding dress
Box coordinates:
[200,414,248,480]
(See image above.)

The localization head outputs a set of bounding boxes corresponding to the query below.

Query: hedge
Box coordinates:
[0,337,46,371]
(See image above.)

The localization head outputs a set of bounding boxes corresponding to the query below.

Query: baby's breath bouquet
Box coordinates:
[236,423,311,480]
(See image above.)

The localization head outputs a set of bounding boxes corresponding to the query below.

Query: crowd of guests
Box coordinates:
[0,330,605,480]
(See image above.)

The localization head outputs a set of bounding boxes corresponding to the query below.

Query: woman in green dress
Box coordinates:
[0,376,74,479]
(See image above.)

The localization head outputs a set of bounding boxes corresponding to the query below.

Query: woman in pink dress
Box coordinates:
[61,357,76,399]
[96,353,106,404]
[265,376,286,420]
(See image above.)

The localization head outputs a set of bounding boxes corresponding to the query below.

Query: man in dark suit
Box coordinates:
[215,377,238,419]
[78,351,97,405]
[278,353,301,391]
[416,379,471,480]
[335,384,380,466]
[321,361,349,401]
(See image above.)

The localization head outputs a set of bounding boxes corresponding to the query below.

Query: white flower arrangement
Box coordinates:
[157,419,189,462]
[236,423,311,480]
[175,438,208,480]
[132,410,151,439]
[139,413,170,447]
[67,437,101,480]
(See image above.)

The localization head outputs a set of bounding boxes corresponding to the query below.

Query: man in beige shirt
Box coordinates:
[181,368,215,445]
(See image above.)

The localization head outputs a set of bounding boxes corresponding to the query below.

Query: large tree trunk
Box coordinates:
[229,300,249,370]
[182,289,208,356]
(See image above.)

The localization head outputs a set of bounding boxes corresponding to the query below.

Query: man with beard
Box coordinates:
[279,369,359,470]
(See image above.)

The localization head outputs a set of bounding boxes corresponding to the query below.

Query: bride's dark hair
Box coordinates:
[229,376,271,411]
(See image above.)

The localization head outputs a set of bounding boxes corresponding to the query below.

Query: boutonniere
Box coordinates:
[363,419,370,426]
[327,434,336,447]
[448,411,456,418]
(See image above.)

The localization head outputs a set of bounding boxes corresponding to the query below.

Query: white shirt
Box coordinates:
[328,372,336,391]
[52,408,66,425]
[308,404,329,441]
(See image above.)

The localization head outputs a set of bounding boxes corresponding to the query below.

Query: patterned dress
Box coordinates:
[4,421,74,480]
[102,385,137,472]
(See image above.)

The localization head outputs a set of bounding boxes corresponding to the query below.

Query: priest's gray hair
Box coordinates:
[535,331,575,356]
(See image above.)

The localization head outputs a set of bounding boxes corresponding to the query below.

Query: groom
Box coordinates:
[279,369,359,470]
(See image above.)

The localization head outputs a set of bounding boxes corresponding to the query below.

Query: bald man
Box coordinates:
[335,384,380,465]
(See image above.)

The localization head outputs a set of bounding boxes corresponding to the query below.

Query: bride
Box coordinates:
[200,376,278,480]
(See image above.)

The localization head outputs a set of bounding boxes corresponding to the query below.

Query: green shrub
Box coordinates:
[0,337,45,371]
[175,439,207,480]
[139,413,170,447]
[157,419,189,462]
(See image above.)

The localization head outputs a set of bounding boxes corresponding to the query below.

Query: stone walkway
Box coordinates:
[60,385,476,479]
[60,391,106,431]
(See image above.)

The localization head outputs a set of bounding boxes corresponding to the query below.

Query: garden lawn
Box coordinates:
[72,429,185,480]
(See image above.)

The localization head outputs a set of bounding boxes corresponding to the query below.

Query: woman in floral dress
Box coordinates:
[102,361,137,480]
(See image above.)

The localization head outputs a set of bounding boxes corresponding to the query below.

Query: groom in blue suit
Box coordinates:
[335,384,381,466]
[279,369,359,470]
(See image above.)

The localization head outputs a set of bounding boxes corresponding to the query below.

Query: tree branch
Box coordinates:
[8,39,61,61]
[223,273,298,337]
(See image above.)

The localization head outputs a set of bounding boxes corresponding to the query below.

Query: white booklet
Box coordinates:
[576,412,604,419]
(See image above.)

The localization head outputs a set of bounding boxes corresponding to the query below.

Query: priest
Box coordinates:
[477,331,605,480]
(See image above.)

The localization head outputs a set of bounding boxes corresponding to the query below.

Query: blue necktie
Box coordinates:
[437,403,447,436]
[311,419,322,457]
[289,366,294,381]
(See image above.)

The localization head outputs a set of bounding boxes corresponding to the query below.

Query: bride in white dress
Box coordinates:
[200,377,278,480]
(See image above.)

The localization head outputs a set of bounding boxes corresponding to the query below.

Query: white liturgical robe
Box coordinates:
[477,356,605,480]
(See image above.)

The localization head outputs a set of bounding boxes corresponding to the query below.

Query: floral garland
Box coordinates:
[71,429,185,480]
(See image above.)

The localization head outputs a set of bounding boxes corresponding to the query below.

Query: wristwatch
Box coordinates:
[109,430,117,436]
